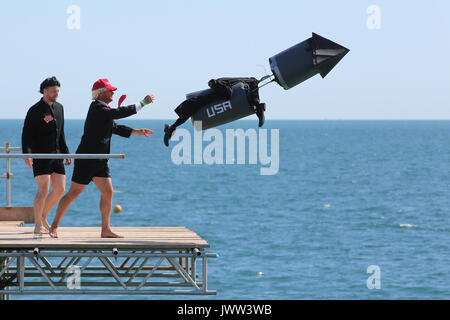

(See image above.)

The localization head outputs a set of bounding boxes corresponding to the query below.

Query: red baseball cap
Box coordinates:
[92,78,117,91]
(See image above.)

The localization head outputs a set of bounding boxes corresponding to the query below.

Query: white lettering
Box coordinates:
[66,5,81,30]
[366,265,381,289]
[366,5,381,30]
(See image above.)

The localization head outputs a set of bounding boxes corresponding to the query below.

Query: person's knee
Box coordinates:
[92,178,113,199]
[53,185,66,198]
[50,173,66,197]
[64,185,84,201]
[35,176,51,198]
[35,186,49,200]
[102,187,114,199]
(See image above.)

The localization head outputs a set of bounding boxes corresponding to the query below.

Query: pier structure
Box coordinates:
[0,145,216,299]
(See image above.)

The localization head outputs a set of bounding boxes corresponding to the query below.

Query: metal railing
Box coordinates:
[0,143,125,207]
[0,143,19,208]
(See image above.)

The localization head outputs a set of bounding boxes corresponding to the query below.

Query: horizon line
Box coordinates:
[2,118,450,121]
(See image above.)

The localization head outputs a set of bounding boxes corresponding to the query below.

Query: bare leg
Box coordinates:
[92,177,123,238]
[33,175,51,234]
[41,173,66,231]
[49,181,85,238]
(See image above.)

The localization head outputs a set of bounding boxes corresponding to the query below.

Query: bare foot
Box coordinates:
[42,219,51,231]
[34,226,49,234]
[49,226,58,238]
[101,230,124,238]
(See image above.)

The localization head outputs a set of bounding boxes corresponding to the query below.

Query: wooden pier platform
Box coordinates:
[0,223,216,297]
[0,225,209,250]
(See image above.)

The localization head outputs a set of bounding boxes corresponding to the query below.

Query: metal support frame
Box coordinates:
[0,248,216,295]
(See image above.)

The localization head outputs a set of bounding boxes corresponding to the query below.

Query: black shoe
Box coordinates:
[164,124,176,147]
[255,103,266,127]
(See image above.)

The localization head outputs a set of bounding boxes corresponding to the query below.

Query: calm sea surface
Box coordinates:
[1,119,449,299]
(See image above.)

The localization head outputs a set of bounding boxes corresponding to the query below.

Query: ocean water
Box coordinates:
[1,119,449,300]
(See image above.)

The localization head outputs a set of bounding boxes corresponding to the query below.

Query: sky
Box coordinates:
[0,0,449,120]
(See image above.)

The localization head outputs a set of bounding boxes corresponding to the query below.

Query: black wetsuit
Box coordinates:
[171,77,260,128]
[21,98,69,177]
[71,100,136,185]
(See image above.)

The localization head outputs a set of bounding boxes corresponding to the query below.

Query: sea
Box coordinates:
[1,119,449,299]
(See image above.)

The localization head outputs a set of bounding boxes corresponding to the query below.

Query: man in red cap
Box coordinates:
[49,79,155,238]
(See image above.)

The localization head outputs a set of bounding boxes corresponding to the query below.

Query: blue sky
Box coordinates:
[0,0,449,119]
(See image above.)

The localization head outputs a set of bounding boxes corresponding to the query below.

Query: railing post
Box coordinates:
[202,255,208,292]
[5,142,12,207]
[17,253,24,293]
[0,253,9,300]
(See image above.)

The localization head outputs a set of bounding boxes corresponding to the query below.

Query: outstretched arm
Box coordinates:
[100,94,156,120]
[112,123,154,138]
[112,121,133,138]
[101,104,137,120]
[131,128,154,137]
[111,94,155,138]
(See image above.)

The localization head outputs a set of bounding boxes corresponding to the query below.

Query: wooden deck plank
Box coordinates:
[0,226,210,249]
[0,221,24,227]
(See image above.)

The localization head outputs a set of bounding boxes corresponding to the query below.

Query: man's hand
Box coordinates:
[132,128,154,137]
[65,158,72,166]
[143,94,155,105]
[24,158,33,168]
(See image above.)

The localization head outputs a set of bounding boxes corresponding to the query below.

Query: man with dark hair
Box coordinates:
[22,76,71,234]
[49,78,154,238]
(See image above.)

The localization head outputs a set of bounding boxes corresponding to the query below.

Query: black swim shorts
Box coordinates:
[71,159,111,185]
[32,159,65,177]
